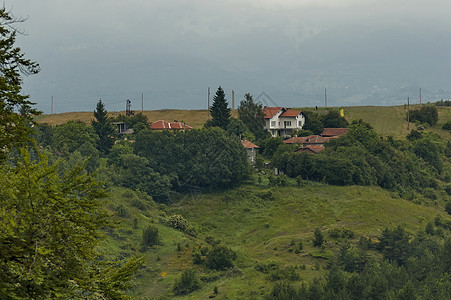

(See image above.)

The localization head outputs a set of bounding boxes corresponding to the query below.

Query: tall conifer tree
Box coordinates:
[209,86,231,130]
[92,100,115,154]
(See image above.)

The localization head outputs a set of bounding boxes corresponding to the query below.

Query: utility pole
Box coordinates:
[407,97,410,131]
[232,90,235,110]
[419,88,422,105]
[51,96,53,115]
[325,88,327,107]
[207,87,210,117]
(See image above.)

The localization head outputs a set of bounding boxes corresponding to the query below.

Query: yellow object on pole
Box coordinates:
[340,108,344,117]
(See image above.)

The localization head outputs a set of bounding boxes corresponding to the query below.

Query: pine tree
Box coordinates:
[92,100,115,154]
[209,86,231,130]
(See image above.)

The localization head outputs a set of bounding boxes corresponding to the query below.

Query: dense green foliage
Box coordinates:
[238,93,268,140]
[274,120,447,197]
[0,8,40,161]
[0,149,142,298]
[409,105,439,126]
[113,112,149,134]
[134,127,249,191]
[207,86,231,130]
[268,226,451,300]
[0,9,143,298]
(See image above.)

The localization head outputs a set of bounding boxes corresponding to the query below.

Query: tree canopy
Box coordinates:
[238,93,267,140]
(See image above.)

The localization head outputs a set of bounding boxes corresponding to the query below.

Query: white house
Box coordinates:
[263,106,306,137]
[241,139,259,164]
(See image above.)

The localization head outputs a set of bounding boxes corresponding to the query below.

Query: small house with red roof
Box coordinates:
[150,120,193,131]
[320,128,348,137]
[263,106,306,137]
[241,139,259,164]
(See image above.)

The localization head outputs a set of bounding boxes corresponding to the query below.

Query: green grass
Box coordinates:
[100,181,451,299]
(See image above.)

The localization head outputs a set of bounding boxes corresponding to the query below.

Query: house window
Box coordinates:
[284,121,291,127]
[271,121,276,127]
[298,121,302,127]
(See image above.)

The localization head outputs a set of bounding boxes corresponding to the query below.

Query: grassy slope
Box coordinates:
[35,105,450,138]
[104,179,451,299]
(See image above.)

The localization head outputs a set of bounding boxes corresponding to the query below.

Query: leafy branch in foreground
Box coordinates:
[0,148,142,299]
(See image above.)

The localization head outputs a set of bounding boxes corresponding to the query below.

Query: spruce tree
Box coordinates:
[92,99,115,154]
[209,86,231,130]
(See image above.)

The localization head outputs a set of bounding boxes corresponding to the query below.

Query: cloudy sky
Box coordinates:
[10,0,451,113]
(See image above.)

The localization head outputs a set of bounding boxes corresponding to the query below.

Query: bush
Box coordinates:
[267,266,300,281]
[255,261,279,273]
[173,268,201,295]
[167,214,189,231]
[445,202,451,215]
[115,204,128,218]
[267,281,299,300]
[141,225,160,249]
[444,185,451,196]
[409,105,438,126]
[206,245,237,270]
[313,228,325,247]
[442,121,451,131]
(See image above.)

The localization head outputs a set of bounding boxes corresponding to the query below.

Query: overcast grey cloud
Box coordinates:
[10,0,451,113]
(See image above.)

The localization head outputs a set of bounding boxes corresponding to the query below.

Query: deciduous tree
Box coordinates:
[0,8,40,160]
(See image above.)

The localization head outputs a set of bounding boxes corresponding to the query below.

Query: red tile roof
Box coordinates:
[280,109,301,117]
[284,135,329,144]
[320,128,349,137]
[263,107,283,119]
[296,145,325,154]
[150,120,171,130]
[241,139,259,149]
[150,120,193,130]
[170,122,193,130]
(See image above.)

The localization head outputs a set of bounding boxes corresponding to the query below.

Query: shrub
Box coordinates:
[173,268,201,295]
[313,228,325,247]
[206,245,237,270]
[167,214,189,231]
[255,261,279,273]
[141,225,160,249]
[445,185,451,196]
[267,266,300,281]
[267,281,299,299]
[442,121,451,130]
[409,105,438,126]
[115,204,128,218]
[445,202,451,215]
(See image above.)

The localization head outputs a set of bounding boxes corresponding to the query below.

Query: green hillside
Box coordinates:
[103,179,451,299]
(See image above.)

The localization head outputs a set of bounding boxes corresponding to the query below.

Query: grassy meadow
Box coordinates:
[104,177,451,299]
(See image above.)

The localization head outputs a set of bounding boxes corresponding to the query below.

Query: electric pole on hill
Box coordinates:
[232,90,235,110]
[325,88,327,107]
[126,99,134,116]
[407,97,410,131]
[207,87,210,117]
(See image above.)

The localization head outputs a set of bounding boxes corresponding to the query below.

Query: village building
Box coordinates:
[263,107,306,138]
[112,121,134,135]
[241,138,259,164]
[284,128,349,154]
[150,120,193,131]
